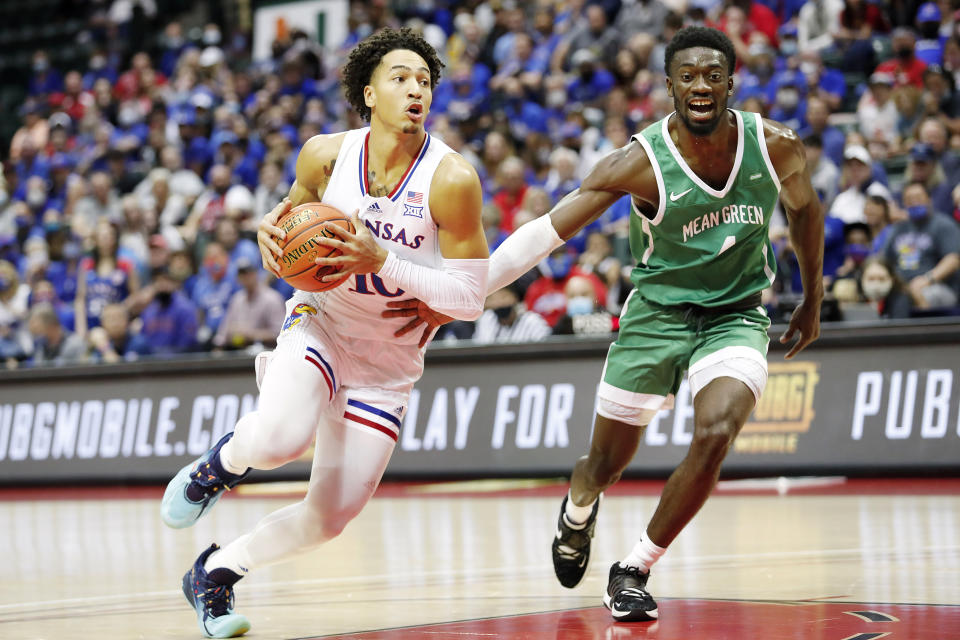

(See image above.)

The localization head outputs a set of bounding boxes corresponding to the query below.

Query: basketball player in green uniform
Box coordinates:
[385,26,824,622]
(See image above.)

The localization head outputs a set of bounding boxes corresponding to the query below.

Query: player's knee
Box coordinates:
[691,417,739,469]
[581,452,625,489]
[303,503,364,544]
[249,412,315,469]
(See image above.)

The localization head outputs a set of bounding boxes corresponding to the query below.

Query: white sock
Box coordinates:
[218,437,248,476]
[564,490,597,526]
[622,530,667,573]
[205,536,254,577]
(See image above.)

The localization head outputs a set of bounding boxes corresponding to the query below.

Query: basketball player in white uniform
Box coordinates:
[160,28,489,638]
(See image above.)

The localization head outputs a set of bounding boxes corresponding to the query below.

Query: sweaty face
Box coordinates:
[667,47,733,136]
[367,49,433,135]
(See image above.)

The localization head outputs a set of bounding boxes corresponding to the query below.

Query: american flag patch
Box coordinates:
[406,191,423,204]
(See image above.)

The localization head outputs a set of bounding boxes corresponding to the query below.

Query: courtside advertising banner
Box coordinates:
[1,338,959,482]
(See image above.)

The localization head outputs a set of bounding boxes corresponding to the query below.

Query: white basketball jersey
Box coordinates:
[306,127,454,344]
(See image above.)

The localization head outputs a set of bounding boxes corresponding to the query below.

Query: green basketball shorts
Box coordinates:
[597,291,770,426]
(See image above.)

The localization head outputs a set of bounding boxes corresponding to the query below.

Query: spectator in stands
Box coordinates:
[27,51,63,98]
[553,275,616,337]
[833,0,889,75]
[525,246,607,328]
[915,2,944,65]
[799,96,847,167]
[74,219,139,335]
[804,134,841,207]
[863,194,895,252]
[492,156,529,233]
[920,64,960,119]
[902,142,954,215]
[472,283,551,344]
[212,258,285,351]
[565,49,616,107]
[768,71,808,132]
[190,241,238,346]
[481,203,509,254]
[139,266,199,355]
[182,163,232,246]
[557,4,621,71]
[834,222,873,282]
[28,279,73,331]
[876,27,928,88]
[543,147,581,205]
[157,145,205,203]
[140,168,189,230]
[0,260,31,362]
[616,0,669,36]
[26,303,86,366]
[883,181,960,308]
[829,145,892,223]
[86,302,151,363]
[213,218,260,279]
[9,101,49,163]
[72,171,122,239]
[859,256,914,317]
[858,72,900,146]
[798,0,844,53]
[252,161,288,230]
[917,116,960,182]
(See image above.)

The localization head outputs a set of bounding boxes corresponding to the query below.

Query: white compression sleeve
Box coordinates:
[487,214,564,294]
[376,254,488,321]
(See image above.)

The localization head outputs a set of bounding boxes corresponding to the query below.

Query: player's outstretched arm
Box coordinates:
[765,119,825,359]
[256,134,343,276]
[384,141,656,341]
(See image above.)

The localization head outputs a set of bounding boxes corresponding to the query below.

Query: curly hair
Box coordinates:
[664,26,736,76]
[342,27,445,121]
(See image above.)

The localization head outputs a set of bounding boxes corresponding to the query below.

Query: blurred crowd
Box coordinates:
[1,0,960,367]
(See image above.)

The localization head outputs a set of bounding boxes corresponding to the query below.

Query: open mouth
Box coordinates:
[688,100,714,117]
[406,103,423,120]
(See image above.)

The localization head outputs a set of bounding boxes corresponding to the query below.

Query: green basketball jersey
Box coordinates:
[629,109,780,307]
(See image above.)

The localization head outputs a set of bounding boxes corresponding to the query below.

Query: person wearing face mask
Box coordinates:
[524,247,608,327]
[27,51,63,97]
[82,50,118,91]
[472,283,551,344]
[553,275,616,336]
[834,222,873,283]
[882,181,960,308]
[875,28,928,88]
[768,72,808,132]
[189,241,240,347]
[859,257,913,317]
[138,266,199,355]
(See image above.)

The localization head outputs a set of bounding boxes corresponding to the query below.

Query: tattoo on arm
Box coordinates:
[318,159,336,192]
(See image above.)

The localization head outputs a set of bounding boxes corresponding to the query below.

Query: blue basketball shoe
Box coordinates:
[161,432,248,529]
[182,544,251,638]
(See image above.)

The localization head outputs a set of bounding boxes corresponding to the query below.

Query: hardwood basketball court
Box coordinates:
[1,477,958,639]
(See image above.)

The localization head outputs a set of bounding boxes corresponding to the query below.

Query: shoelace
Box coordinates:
[192,463,233,496]
[202,584,232,618]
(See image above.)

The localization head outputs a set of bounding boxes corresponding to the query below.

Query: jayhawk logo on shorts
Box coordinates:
[282,303,317,331]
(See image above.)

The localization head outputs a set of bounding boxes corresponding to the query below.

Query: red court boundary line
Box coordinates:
[1,477,958,502]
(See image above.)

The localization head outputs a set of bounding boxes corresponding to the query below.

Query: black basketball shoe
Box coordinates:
[551,494,601,588]
[603,562,658,622]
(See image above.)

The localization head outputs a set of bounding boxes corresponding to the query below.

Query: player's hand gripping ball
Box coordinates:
[277,203,355,292]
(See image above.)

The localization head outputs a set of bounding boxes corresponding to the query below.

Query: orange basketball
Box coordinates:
[277,202,355,292]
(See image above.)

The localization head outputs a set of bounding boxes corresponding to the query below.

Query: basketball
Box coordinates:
[276,202,355,292]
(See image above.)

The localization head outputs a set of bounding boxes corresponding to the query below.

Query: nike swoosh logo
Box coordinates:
[743,318,759,326]
[670,188,693,201]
